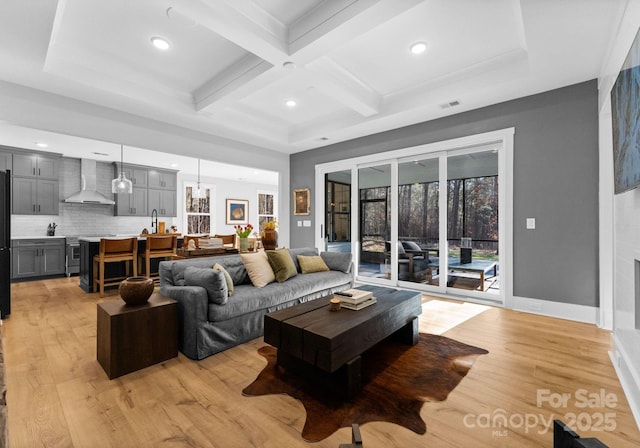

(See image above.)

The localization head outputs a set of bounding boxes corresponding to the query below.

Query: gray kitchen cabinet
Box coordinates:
[12,238,65,279]
[148,189,176,217]
[148,169,176,189]
[120,164,148,188]
[114,163,177,216]
[12,176,59,215]
[113,163,148,216]
[115,187,147,216]
[12,153,59,179]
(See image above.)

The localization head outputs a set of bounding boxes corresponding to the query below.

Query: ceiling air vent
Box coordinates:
[439,99,461,109]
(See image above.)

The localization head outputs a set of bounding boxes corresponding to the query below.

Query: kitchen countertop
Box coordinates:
[12,235,67,240]
[79,234,181,243]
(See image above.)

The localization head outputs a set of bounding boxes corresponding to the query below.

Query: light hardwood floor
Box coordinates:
[3,277,640,447]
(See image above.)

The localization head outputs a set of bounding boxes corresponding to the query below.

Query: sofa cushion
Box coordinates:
[320,251,352,273]
[266,248,298,283]
[207,270,352,322]
[213,263,234,296]
[184,266,228,305]
[288,247,319,272]
[297,255,329,273]
[241,251,276,287]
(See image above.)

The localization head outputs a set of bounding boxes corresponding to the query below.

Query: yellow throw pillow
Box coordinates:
[213,263,234,296]
[297,255,330,274]
[266,248,298,283]
[240,251,276,288]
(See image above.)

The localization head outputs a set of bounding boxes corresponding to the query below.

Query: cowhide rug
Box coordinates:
[242,333,488,441]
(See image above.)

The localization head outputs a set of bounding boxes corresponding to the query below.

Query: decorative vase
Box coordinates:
[262,229,278,250]
[239,237,249,252]
[119,277,154,306]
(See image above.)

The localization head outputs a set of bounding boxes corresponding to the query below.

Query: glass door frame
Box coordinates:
[315,128,514,307]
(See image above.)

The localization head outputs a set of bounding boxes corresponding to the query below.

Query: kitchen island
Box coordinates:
[79,235,183,293]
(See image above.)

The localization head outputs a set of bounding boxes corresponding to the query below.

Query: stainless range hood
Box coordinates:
[64,159,115,205]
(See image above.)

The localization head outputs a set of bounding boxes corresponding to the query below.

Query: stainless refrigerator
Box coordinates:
[0,170,10,318]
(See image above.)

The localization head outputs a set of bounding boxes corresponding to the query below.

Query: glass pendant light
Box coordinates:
[192,158,204,198]
[111,144,133,194]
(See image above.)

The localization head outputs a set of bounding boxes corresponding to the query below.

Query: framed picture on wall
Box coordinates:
[293,188,310,215]
[226,199,249,224]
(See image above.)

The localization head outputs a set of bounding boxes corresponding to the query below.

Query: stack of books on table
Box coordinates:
[334,289,377,310]
[198,238,222,249]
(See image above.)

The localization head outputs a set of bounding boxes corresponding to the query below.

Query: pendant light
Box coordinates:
[193,158,204,198]
[111,144,133,194]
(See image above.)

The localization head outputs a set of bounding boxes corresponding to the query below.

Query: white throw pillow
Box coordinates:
[240,251,276,288]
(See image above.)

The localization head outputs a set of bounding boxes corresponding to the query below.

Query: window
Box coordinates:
[257,191,277,231]
[185,182,214,234]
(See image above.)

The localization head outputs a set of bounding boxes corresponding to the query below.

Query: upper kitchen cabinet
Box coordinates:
[12,177,59,215]
[13,153,59,179]
[148,169,176,190]
[148,189,176,217]
[113,163,177,216]
[10,149,61,215]
[121,164,147,188]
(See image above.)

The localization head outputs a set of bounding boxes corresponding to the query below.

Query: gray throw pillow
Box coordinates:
[184,266,228,305]
[320,251,352,273]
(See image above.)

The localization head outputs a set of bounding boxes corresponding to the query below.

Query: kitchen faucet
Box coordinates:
[151,209,158,234]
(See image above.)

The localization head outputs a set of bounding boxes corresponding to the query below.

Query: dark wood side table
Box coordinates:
[97,293,178,379]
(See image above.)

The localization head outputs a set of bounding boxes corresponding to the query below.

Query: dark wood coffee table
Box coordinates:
[264,285,422,397]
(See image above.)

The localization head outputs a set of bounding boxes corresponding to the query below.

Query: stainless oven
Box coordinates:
[66,237,80,276]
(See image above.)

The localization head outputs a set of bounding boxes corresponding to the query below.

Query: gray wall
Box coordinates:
[290,80,599,306]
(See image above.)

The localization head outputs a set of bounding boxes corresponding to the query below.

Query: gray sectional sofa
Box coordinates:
[159,247,353,360]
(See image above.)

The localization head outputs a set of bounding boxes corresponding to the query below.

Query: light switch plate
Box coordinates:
[303,220,311,227]
[526,218,536,229]
[297,221,302,227]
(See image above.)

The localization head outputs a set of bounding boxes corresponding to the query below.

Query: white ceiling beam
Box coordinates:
[289,0,424,63]
[184,0,422,115]
[305,56,380,116]
[171,0,289,64]
[193,54,273,111]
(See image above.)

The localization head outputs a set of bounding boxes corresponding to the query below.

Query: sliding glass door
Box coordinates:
[397,157,440,287]
[357,163,392,282]
[317,129,512,304]
[446,149,500,296]
[324,170,352,253]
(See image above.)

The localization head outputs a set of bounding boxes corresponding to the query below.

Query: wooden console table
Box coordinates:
[97,293,178,379]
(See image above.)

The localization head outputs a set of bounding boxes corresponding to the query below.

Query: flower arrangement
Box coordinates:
[234,224,253,238]
[262,219,278,231]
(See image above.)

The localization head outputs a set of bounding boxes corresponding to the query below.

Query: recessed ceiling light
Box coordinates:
[283,61,296,70]
[170,163,178,168]
[35,142,48,148]
[151,37,170,50]
[410,41,428,55]
[284,99,297,108]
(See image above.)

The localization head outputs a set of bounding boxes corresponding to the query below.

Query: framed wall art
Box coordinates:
[226,199,249,224]
[293,188,310,215]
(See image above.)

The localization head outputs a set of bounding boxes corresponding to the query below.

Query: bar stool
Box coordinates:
[140,235,178,280]
[93,237,138,298]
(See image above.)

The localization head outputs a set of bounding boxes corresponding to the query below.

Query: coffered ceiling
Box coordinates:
[0,0,628,155]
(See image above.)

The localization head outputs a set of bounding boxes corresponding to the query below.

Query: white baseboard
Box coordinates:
[610,335,640,431]
[509,295,599,324]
